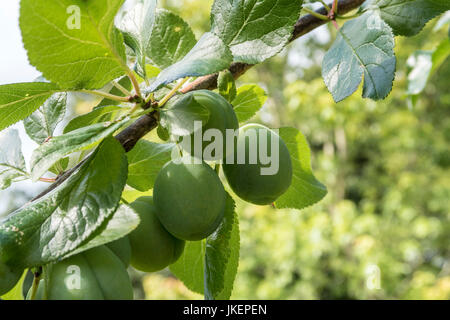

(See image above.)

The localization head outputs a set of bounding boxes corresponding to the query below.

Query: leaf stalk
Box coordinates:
[112,80,133,96]
[127,72,142,98]
[158,77,190,107]
[302,7,330,21]
[81,90,130,102]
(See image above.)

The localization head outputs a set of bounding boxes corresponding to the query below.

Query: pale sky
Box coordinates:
[0,1,41,84]
[0,1,47,216]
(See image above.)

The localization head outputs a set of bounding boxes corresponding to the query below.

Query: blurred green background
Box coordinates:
[137,0,450,300]
[1,0,449,300]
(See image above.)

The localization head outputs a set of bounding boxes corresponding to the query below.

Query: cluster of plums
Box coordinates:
[0,90,293,300]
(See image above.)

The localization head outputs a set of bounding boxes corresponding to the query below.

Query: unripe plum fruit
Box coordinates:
[223,124,293,205]
[40,246,133,300]
[153,158,226,241]
[171,90,239,161]
[106,236,131,267]
[0,260,23,296]
[0,262,23,296]
[26,279,45,300]
[128,197,185,272]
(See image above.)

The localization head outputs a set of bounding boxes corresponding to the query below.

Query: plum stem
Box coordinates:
[158,77,190,108]
[112,80,132,96]
[30,266,43,300]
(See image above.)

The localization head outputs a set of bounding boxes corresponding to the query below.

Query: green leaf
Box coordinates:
[118,0,157,78]
[160,94,210,136]
[431,38,450,73]
[275,127,327,210]
[0,129,29,190]
[31,118,129,181]
[0,82,60,131]
[97,77,132,108]
[211,0,302,64]
[0,137,128,268]
[127,140,174,191]
[121,189,153,203]
[407,38,450,95]
[171,193,240,299]
[144,65,162,79]
[146,9,197,69]
[170,240,205,295]
[20,0,128,89]
[0,270,27,300]
[148,32,233,92]
[218,70,237,102]
[23,93,67,144]
[157,125,170,141]
[322,12,396,102]
[231,84,267,123]
[63,204,140,259]
[64,106,124,133]
[48,158,69,176]
[135,65,161,83]
[365,0,450,36]
[216,215,240,300]
[205,193,240,300]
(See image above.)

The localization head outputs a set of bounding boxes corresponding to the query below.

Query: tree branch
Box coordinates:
[33,0,365,199]
[115,110,159,152]
[180,0,365,93]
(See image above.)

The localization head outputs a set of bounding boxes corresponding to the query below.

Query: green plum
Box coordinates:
[128,197,185,272]
[26,279,46,300]
[0,260,23,296]
[43,246,133,300]
[170,90,239,161]
[153,157,226,240]
[223,124,293,205]
[106,236,131,267]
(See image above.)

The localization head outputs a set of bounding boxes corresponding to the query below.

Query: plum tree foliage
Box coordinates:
[0,0,449,300]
